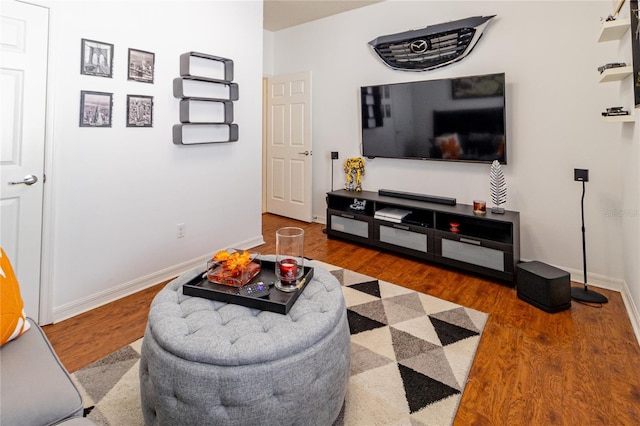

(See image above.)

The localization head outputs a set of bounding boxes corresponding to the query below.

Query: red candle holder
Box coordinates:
[278,258,298,284]
[473,200,487,215]
[275,227,304,292]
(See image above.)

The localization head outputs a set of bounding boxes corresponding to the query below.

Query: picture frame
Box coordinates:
[452,74,505,99]
[631,0,640,106]
[126,94,153,127]
[79,91,113,127]
[128,48,155,83]
[80,38,113,78]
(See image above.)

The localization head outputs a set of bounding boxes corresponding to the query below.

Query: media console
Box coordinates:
[326,189,520,283]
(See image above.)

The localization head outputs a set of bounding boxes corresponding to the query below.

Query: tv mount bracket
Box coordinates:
[368,15,495,71]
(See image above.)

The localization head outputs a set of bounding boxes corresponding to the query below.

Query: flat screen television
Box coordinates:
[360,72,506,164]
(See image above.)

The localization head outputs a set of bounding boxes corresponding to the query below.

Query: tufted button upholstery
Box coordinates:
[139,259,350,426]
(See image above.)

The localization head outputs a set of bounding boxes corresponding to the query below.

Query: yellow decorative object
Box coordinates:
[344,157,365,192]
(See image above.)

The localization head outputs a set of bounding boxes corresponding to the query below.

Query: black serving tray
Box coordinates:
[182,260,314,315]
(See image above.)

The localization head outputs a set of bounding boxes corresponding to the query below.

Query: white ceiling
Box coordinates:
[264,0,384,31]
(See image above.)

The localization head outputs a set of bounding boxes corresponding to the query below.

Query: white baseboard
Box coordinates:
[619,282,640,346]
[558,264,625,293]
[52,236,265,323]
[560,265,640,345]
[52,255,207,323]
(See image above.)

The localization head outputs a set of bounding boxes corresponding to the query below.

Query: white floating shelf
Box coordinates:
[597,18,630,42]
[598,66,633,82]
[601,112,635,123]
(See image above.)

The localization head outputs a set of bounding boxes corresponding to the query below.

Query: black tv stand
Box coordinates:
[378,189,456,205]
[326,189,520,283]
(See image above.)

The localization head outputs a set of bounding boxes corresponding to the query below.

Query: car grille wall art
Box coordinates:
[368,16,495,71]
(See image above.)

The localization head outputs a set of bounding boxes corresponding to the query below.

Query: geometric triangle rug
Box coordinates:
[325,262,488,426]
[71,261,488,426]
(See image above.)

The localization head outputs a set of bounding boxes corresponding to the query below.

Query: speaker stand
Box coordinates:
[571,180,608,304]
[323,156,337,234]
[331,158,335,192]
[571,285,608,303]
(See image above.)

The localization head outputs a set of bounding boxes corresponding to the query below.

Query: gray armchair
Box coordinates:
[0,318,95,425]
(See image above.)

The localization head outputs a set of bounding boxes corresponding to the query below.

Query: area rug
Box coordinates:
[71,262,488,425]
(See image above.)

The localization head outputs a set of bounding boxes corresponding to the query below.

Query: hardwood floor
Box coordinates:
[44,213,640,425]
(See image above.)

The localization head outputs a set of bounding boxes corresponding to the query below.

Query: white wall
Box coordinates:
[616,2,640,332]
[263,29,274,76]
[43,0,264,321]
[268,0,639,321]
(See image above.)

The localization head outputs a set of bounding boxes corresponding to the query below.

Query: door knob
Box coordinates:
[298,151,309,156]
[8,174,38,186]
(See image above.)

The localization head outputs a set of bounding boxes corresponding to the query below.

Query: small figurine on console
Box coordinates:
[344,157,365,192]
[350,199,366,210]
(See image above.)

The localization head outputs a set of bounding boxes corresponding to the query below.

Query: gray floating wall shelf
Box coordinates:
[172,78,239,100]
[173,51,239,145]
[179,99,233,124]
[172,123,239,145]
[180,52,234,81]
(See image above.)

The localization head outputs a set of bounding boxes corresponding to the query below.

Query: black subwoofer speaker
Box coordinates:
[516,261,571,313]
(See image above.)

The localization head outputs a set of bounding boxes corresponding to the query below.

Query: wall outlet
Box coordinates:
[574,169,589,182]
[177,223,185,238]
[331,151,339,160]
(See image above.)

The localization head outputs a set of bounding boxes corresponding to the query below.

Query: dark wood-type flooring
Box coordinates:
[44,213,640,425]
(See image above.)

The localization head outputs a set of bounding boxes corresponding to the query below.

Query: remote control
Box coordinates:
[236,282,270,298]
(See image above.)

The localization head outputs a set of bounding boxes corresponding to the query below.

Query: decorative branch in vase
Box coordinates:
[490,160,506,214]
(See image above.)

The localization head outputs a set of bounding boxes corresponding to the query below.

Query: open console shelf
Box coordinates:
[326,189,520,283]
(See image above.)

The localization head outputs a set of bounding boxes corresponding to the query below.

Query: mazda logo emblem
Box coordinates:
[409,39,429,54]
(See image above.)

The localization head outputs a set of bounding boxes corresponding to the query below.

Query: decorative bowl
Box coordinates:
[207,250,261,287]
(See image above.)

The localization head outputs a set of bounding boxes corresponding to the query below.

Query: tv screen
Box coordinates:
[361,73,506,164]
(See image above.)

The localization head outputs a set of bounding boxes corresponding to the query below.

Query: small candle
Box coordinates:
[473,200,486,215]
[278,258,298,283]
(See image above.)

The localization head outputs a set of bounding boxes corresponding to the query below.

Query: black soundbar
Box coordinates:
[378,189,456,205]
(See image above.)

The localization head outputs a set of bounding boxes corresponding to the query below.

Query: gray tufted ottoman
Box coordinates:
[139,260,350,426]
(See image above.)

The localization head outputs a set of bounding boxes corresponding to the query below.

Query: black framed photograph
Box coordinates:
[80,38,113,78]
[452,74,505,99]
[631,0,640,106]
[80,91,112,127]
[128,48,155,83]
[126,95,153,127]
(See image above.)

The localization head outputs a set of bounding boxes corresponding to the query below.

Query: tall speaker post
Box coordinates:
[323,152,339,235]
[572,168,608,304]
[331,151,338,191]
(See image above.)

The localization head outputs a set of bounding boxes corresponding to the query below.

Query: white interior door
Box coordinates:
[1,1,49,322]
[266,71,312,222]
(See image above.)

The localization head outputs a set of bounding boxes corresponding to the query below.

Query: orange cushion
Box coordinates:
[1,248,31,346]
